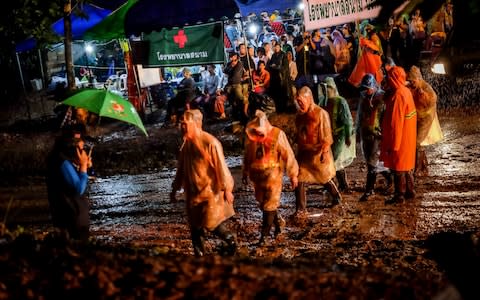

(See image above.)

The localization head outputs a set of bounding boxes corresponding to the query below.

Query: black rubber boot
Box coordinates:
[294,182,307,213]
[191,228,205,257]
[324,180,342,206]
[213,223,237,256]
[381,170,393,195]
[405,170,416,200]
[360,165,377,202]
[258,211,276,245]
[336,169,350,193]
[385,172,406,205]
[273,210,285,238]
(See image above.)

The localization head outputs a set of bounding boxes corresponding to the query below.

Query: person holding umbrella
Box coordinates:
[46,124,93,241]
[170,109,237,256]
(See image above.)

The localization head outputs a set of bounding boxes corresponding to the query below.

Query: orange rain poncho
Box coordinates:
[380,66,417,171]
[243,111,298,211]
[348,35,384,87]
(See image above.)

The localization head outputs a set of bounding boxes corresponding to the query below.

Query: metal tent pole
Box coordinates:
[16,52,26,94]
[38,49,45,89]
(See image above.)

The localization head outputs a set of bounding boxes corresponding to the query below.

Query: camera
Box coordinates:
[83,140,95,155]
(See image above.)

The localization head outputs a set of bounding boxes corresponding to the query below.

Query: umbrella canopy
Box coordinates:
[62,89,148,136]
[84,0,138,41]
[124,0,239,35]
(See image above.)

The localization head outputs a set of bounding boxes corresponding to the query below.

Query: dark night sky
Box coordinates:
[90,0,127,10]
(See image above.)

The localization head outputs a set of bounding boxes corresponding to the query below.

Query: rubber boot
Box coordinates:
[258,211,276,246]
[385,172,406,204]
[191,228,205,257]
[415,147,429,177]
[273,210,286,238]
[336,169,351,193]
[213,222,237,256]
[324,179,342,206]
[405,170,416,200]
[381,170,393,194]
[294,182,307,213]
[360,165,377,202]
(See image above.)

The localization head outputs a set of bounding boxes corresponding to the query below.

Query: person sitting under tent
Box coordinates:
[165,68,196,126]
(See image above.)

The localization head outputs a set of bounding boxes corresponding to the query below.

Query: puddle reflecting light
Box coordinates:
[431,63,446,74]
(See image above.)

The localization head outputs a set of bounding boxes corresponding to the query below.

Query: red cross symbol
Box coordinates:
[173,30,188,48]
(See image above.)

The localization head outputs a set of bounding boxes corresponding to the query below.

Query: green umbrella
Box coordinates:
[62,88,148,136]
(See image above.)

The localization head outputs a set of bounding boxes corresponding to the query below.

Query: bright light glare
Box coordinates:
[298,3,305,10]
[85,44,94,54]
[248,23,258,35]
[431,63,446,74]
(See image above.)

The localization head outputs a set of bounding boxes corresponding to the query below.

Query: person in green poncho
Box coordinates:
[324,77,355,193]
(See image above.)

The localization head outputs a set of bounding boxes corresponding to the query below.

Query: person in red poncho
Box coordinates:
[380,66,417,205]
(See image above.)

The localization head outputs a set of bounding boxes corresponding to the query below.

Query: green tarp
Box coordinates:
[83,0,138,41]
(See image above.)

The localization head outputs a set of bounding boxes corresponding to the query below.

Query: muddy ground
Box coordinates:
[1,97,480,299]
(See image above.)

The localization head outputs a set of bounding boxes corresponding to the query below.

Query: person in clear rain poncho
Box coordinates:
[243,110,298,245]
[356,73,393,202]
[407,66,443,177]
[294,86,342,218]
[170,109,237,256]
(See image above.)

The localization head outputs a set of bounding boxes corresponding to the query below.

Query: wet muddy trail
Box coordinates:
[0,111,479,299]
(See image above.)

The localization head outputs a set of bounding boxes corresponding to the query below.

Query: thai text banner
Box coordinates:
[303,0,381,30]
[143,22,224,67]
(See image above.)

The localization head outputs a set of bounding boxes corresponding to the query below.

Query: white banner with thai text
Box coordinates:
[303,0,408,30]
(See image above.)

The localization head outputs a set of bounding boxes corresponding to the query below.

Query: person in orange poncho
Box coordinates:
[243,110,298,245]
[348,24,384,88]
[294,86,342,218]
[407,66,444,176]
[380,66,417,204]
[170,109,237,256]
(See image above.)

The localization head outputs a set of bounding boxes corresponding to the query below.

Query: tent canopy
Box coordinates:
[124,0,239,36]
[15,3,111,52]
[235,0,302,16]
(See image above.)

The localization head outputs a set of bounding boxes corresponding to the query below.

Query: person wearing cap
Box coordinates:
[46,125,93,241]
[356,73,393,202]
[341,23,357,69]
[407,66,443,177]
[165,68,196,125]
[223,51,245,123]
[242,110,298,245]
[324,77,355,193]
[294,86,342,217]
[170,109,237,256]
[380,66,417,205]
